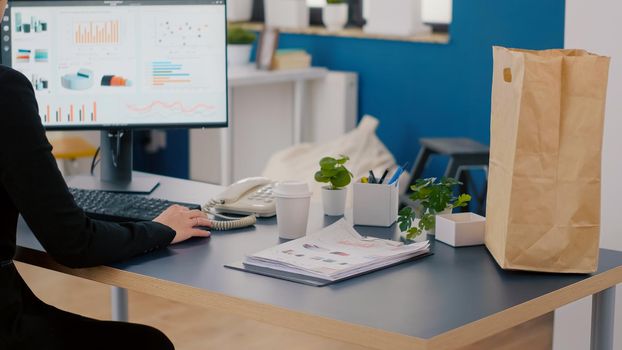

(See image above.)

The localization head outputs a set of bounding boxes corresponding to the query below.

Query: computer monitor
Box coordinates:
[1,0,228,193]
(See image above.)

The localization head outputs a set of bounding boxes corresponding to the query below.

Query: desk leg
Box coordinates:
[111,286,128,322]
[591,286,616,350]
[293,80,306,144]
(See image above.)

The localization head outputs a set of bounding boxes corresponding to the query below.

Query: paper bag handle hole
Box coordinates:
[503,68,512,83]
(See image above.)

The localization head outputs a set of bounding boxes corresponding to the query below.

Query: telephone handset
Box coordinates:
[202,177,276,231]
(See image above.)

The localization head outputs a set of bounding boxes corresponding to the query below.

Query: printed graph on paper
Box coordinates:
[126,101,216,120]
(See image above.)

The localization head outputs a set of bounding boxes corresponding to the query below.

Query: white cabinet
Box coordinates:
[190,66,358,185]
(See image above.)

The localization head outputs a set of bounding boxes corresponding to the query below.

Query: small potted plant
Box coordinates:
[398,177,471,240]
[227,26,256,66]
[315,155,353,216]
[323,0,348,32]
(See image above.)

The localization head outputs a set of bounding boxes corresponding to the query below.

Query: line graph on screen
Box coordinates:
[126,101,216,120]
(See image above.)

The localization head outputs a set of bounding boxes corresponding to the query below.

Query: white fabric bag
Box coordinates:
[262,115,398,204]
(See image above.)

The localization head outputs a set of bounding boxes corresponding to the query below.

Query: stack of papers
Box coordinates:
[244,219,430,282]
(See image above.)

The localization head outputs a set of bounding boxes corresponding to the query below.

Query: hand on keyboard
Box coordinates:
[69,188,202,222]
[153,205,213,244]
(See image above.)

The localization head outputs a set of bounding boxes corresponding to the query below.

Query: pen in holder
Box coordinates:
[353,179,399,227]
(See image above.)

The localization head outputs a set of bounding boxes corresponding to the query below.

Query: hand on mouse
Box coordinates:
[153,204,212,244]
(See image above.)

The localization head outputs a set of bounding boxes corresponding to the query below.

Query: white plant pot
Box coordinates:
[364,0,429,36]
[227,0,254,22]
[227,44,253,66]
[323,4,348,32]
[265,0,309,29]
[322,187,347,216]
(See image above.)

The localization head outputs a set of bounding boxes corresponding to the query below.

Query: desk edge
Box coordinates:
[17,246,622,350]
[426,265,622,350]
[15,246,424,350]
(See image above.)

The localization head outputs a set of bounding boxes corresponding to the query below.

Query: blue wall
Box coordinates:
[136,0,565,178]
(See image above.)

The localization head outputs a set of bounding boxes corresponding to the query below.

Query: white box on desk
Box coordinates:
[353,181,398,227]
[435,213,486,247]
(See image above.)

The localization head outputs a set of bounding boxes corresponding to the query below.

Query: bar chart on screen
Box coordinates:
[14,12,49,34]
[74,20,120,45]
[151,61,192,87]
[58,14,130,59]
[42,102,97,124]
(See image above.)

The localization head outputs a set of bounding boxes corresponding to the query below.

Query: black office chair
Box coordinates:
[401,138,489,215]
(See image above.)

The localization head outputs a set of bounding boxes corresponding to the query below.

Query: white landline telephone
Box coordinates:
[202,177,276,231]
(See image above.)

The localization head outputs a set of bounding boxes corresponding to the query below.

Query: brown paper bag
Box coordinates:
[485,47,610,273]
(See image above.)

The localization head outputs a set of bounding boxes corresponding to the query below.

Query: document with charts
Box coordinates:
[244,219,430,281]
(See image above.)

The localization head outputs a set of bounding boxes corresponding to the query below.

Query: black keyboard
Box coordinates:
[69,188,201,222]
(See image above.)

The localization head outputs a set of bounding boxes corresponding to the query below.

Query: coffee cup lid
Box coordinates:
[272,181,312,198]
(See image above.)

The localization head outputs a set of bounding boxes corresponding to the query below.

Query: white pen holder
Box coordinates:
[353,180,399,227]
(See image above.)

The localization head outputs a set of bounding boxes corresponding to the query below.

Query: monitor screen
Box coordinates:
[1,0,227,130]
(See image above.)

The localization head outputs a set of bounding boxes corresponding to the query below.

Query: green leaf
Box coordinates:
[409,186,432,201]
[314,171,329,183]
[320,157,337,170]
[440,177,461,187]
[399,221,409,232]
[398,206,413,216]
[408,176,471,214]
[452,193,472,208]
[331,167,352,188]
[414,177,434,188]
[336,155,349,164]
[316,155,353,187]
[320,167,338,178]
[419,213,435,231]
[405,227,422,240]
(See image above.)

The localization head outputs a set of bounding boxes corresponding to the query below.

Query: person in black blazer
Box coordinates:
[0,2,213,349]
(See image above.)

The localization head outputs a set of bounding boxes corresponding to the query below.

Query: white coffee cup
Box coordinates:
[272,181,312,239]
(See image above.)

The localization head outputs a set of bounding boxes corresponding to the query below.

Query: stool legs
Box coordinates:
[411,147,432,181]
[406,139,490,215]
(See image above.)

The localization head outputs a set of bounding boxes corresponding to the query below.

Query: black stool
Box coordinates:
[402,138,490,215]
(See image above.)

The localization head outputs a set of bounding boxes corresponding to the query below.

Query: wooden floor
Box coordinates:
[16,262,369,350]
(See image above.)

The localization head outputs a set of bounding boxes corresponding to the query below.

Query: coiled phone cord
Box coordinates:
[210,215,257,231]
[202,200,257,231]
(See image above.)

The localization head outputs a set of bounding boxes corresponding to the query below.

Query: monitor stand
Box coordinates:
[66,130,160,194]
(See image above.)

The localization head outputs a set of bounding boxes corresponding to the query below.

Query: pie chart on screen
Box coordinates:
[61,68,94,90]
[100,75,132,87]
